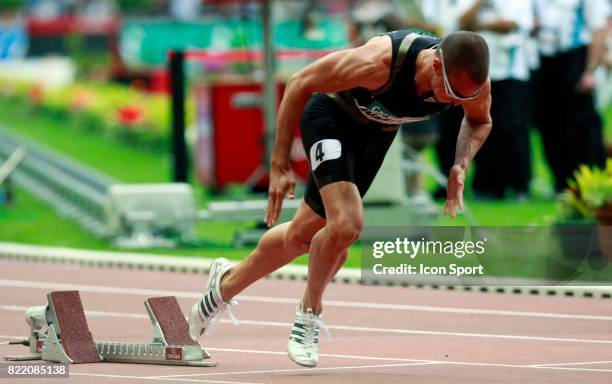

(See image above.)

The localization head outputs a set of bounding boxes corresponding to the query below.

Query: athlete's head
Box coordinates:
[431,31,489,103]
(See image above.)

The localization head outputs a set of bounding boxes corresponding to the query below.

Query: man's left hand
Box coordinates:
[444,164,465,218]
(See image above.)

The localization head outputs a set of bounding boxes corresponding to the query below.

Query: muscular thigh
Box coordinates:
[318,181,362,223]
[300,93,358,218]
[301,94,399,218]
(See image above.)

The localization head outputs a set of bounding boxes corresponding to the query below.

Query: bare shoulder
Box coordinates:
[350,35,393,90]
[289,34,393,93]
[358,35,392,64]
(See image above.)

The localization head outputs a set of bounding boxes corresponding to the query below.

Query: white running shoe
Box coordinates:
[188,258,239,340]
[287,301,330,367]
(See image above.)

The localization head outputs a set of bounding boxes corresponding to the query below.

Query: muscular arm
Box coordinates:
[271,37,390,168]
[455,81,493,171]
[444,81,492,218]
[265,36,391,226]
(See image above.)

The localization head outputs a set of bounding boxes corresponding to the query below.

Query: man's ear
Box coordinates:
[432,57,442,73]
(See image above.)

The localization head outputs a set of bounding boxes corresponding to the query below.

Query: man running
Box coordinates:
[189,30,492,367]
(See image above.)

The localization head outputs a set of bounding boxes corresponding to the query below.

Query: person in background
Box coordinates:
[169,0,202,21]
[594,16,611,114]
[419,0,470,198]
[459,0,535,199]
[534,0,610,193]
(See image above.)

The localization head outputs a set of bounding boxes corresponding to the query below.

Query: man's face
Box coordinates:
[431,50,484,104]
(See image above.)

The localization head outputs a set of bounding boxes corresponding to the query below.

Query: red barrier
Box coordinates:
[195,82,309,189]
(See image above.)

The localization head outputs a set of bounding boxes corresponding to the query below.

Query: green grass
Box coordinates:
[0,185,109,249]
[0,183,556,269]
[436,198,556,226]
[0,100,170,183]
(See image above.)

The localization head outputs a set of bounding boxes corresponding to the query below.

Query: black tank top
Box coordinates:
[327,30,451,126]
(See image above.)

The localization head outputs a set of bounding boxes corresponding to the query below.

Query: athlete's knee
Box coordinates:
[327,214,363,248]
[283,223,314,255]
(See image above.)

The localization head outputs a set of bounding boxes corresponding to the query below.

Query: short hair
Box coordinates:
[438,31,489,85]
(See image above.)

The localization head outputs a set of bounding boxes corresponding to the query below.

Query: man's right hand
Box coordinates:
[264,161,296,228]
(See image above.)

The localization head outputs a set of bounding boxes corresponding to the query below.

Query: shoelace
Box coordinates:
[226,299,240,325]
[203,298,240,335]
[303,309,331,343]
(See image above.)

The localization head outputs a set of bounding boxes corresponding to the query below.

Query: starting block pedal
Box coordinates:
[5,291,217,367]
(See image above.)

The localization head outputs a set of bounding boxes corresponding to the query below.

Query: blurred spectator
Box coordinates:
[417,0,464,36]
[533,0,610,193]
[594,16,611,111]
[418,1,469,198]
[347,1,472,197]
[27,0,67,19]
[0,2,28,61]
[459,0,534,199]
[348,0,399,45]
[169,0,201,21]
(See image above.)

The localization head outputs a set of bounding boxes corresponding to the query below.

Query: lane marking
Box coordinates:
[71,372,263,384]
[2,305,612,345]
[207,347,433,363]
[532,366,612,373]
[3,334,610,376]
[1,278,610,321]
[529,360,612,367]
[0,335,22,340]
[205,348,612,373]
[146,362,441,379]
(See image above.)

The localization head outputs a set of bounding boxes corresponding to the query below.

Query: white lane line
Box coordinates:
[207,347,434,363]
[440,361,612,373]
[2,305,612,345]
[201,348,612,373]
[0,337,432,365]
[3,335,611,376]
[532,366,612,373]
[528,360,612,367]
[232,318,612,345]
[71,372,263,384]
[154,379,265,384]
[1,278,610,321]
[0,335,23,340]
[146,362,441,379]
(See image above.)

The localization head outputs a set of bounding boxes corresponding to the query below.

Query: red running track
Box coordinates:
[1,259,611,384]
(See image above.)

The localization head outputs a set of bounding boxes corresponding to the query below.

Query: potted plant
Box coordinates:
[563,159,612,261]
[552,160,612,262]
[571,159,612,225]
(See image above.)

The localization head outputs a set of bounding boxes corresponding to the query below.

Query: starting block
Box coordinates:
[5,291,216,367]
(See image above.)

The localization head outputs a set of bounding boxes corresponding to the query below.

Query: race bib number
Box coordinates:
[309,139,341,171]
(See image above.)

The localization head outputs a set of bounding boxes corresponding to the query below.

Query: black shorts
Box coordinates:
[300,93,399,218]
